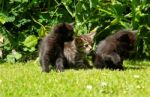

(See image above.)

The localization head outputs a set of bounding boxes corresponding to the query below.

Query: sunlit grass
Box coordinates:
[0,60,150,97]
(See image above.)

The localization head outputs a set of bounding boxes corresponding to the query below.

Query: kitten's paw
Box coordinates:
[42,68,50,73]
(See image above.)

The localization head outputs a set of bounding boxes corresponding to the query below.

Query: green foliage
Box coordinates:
[6,51,22,63]
[0,60,150,97]
[23,35,38,52]
[0,0,150,62]
[0,13,15,24]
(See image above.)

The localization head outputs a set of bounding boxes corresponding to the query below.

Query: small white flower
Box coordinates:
[100,82,108,87]
[133,75,140,79]
[86,85,93,90]
[0,80,2,84]
[136,85,141,89]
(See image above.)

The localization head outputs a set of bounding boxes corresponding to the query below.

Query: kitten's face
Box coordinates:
[75,37,92,54]
[75,28,97,54]
[75,30,96,54]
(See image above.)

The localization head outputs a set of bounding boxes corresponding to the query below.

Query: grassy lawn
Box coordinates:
[0,60,150,97]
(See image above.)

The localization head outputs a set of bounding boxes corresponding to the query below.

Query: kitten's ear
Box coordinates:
[87,26,99,39]
[128,30,137,41]
[131,30,138,35]
[69,22,74,28]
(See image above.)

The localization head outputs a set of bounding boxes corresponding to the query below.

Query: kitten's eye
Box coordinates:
[84,44,89,47]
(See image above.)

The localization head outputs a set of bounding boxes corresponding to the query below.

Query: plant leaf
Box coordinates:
[23,35,38,48]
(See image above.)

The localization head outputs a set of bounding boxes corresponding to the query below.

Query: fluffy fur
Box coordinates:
[64,27,97,69]
[94,30,137,70]
[39,23,74,72]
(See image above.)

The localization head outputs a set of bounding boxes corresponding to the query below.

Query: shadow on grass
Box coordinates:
[123,59,150,70]
[124,66,146,70]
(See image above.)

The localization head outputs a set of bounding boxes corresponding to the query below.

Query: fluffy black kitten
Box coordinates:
[94,30,137,70]
[39,23,74,72]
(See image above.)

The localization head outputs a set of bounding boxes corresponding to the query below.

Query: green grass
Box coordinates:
[0,60,150,97]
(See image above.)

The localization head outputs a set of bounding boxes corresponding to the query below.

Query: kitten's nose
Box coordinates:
[89,46,92,50]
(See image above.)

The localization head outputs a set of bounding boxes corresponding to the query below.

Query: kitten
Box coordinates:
[64,27,97,69]
[39,23,74,72]
[94,30,137,70]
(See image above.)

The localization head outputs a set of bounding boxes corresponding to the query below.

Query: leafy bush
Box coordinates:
[0,0,150,62]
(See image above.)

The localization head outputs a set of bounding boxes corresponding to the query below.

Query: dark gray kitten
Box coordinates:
[64,28,97,69]
[94,30,137,70]
[39,23,74,72]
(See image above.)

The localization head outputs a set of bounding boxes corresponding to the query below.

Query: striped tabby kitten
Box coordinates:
[64,27,97,69]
